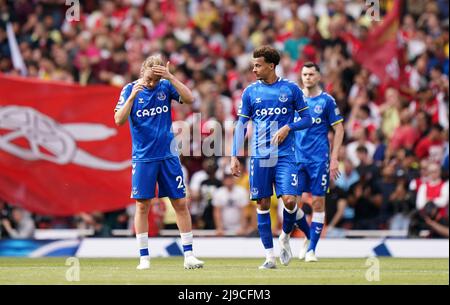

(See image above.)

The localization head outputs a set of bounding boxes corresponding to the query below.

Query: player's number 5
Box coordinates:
[321,174,327,186]
[291,174,298,186]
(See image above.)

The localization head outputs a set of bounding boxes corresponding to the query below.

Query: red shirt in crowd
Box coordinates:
[415,137,445,162]
[390,124,420,150]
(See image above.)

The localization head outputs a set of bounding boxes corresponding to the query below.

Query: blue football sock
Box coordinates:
[282,205,297,235]
[257,209,273,250]
[295,208,310,240]
[307,212,325,252]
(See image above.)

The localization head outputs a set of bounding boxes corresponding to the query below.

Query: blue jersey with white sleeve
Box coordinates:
[115,79,181,162]
[295,91,343,163]
[238,77,309,158]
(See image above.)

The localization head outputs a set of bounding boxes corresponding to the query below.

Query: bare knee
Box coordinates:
[311,197,325,212]
[171,198,189,213]
[282,195,297,211]
[136,200,151,215]
[257,198,271,211]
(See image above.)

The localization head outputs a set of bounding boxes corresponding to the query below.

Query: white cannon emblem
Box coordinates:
[0,106,130,170]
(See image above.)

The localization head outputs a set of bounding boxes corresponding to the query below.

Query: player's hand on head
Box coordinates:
[151,61,172,79]
[131,80,145,96]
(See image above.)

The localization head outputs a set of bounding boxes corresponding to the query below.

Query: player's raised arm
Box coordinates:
[152,61,194,104]
[114,80,145,126]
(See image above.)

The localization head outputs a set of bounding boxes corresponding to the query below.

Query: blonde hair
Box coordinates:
[140,55,164,76]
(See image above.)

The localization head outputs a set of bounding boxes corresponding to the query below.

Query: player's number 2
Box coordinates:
[176,176,184,189]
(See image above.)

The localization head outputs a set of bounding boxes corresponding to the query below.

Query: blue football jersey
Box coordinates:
[115,79,181,162]
[295,91,343,163]
[238,77,308,158]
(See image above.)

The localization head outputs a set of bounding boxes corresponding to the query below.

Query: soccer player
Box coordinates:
[231,46,312,269]
[284,62,344,262]
[114,55,204,270]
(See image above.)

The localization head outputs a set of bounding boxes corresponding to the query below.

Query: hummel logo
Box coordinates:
[255,97,262,103]
[138,98,144,104]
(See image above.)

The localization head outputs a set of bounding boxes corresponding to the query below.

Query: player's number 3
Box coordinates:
[291,174,298,186]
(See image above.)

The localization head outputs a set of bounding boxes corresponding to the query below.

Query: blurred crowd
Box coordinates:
[0,0,449,239]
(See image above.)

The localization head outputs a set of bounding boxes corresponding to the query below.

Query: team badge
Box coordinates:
[278,93,288,103]
[314,105,323,114]
[157,91,167,101]
[251,188,259,196]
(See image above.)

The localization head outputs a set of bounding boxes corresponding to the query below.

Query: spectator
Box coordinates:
[198,159,222,230]
[409,201,449,238]
[346,128,376,167]
[324,179,349,237]
[415,162,449,212]
[355,145,379,183]
[212,172,249,236]
[387,169,416,230]
[0,207,35,239]
[379,87,401,140]
[415,124,445,162]
[335,158,360,191]
[389,108,420,151]
[347,169,383,230]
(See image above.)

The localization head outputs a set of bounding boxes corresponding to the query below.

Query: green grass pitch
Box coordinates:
[0,257,448,285]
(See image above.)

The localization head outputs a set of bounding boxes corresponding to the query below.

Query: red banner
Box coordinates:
[0,74,133,216]
[353,0,406,87]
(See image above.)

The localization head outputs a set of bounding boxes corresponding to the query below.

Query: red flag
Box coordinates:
[0,74,133,216]
[354,0,406,87]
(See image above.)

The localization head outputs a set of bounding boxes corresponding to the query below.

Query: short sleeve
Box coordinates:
[325,94,344,126]
[292,84,309,113]
[115,83,133,112]
[167,81,181,103]
[238,88,252,119]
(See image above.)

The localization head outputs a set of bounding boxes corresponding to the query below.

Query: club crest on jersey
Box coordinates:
[157,91,167,101]
[132,187,138,196]
[251,188,259,196]
[278,93,288,103]
[314,105,323,114]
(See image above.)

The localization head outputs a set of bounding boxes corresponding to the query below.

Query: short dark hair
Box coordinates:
[431,123,444,132]
[253,45,281,66]
[356,145,368,154]
[302,61,321,73]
